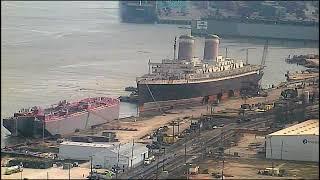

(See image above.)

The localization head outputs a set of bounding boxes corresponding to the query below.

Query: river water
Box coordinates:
[1,1,318,148]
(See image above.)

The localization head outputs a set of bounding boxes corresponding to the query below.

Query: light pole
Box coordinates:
[116,143,121,179]
[90,155,93,177]
[42,119,45,142]
[156,161,159,179]
[131,139,134,168]
[162,147,166,171]
[20,162,23,180]
[68,163,71,180]
[184,143,187,179]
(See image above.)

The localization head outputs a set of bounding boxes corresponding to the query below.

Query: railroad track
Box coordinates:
[123,104,318,179]
[137,120,269,178]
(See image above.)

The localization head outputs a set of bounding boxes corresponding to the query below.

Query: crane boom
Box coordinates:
[258,40,269,90]
[261,40,269,66]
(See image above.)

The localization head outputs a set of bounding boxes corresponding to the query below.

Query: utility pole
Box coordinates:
[42,119,45,142]
[90,156,93,176]
[177,121,180,135]
[68,163,71,180]
[172,120,175,138]
[156,155,159,179]
[14,117,18,136]
[162,148,166,171]
[131,139,134,168]
[20,162,23,180]
[184,143,188,179]
[269,138,274,172]
[116,143,121,179]
[280,140,283,160]
[221,129,224,180]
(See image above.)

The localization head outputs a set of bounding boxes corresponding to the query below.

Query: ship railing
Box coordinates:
[190,65,261,80]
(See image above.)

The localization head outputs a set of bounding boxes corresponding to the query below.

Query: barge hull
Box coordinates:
[191,19,319,41]
[3,100,120,137]
[119,1,157,23]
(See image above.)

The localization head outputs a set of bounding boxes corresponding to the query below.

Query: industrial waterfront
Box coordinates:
[1,1,319,180]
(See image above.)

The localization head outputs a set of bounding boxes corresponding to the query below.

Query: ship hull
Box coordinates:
[191,19,319,41]
[137,71,263,105]
[3,103,119,137]
[45,104,119,136]
[3,116,43,137]
[119,1,157,23]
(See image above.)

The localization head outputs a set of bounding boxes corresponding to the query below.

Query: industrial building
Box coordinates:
[266,119,319,162]
[92,142,148,169]
[58,141,148,169]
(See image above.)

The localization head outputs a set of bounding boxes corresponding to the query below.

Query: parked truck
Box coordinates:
[5,166,23,175]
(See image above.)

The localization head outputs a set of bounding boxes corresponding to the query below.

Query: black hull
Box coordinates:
[3,117,47,137]
[119,2,157,23]
[137,72,263,104]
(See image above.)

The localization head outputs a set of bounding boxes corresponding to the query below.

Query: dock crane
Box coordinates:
[258,40,269,92]
[260,40,269,74]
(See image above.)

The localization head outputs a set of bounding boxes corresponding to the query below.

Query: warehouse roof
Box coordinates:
[269,119,319,136]
[60,141,118,148]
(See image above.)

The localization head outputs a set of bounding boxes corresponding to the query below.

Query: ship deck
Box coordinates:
[137,65,262,85]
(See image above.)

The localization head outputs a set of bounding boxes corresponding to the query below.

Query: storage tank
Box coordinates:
[178,35,195,61]
[203,34,220,64]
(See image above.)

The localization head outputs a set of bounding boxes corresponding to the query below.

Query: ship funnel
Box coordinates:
[178,35,195,61]
[203,34,220,64]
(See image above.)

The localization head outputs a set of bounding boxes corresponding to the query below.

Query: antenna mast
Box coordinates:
[173,36,177,60]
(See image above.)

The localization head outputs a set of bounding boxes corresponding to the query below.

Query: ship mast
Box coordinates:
[148,59,151,75]
[173,36,177,60]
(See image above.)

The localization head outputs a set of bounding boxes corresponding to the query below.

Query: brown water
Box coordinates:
[1,1,318,147]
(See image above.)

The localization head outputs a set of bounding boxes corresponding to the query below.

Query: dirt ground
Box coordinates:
[193,158,319,179]
[226,133,265,158]
[88,86,289,144]
[103,106,208,143]
[79,83,319,145]
[1,162,91,179]
[190,131,319,180]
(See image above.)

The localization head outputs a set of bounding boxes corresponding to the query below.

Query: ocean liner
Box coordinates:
[3,97,120,137]
[119,1,157,23]
[136,35,265,113]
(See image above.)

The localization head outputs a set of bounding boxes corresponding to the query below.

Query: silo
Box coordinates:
[178,35,195,61]
[203,34,220,64]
